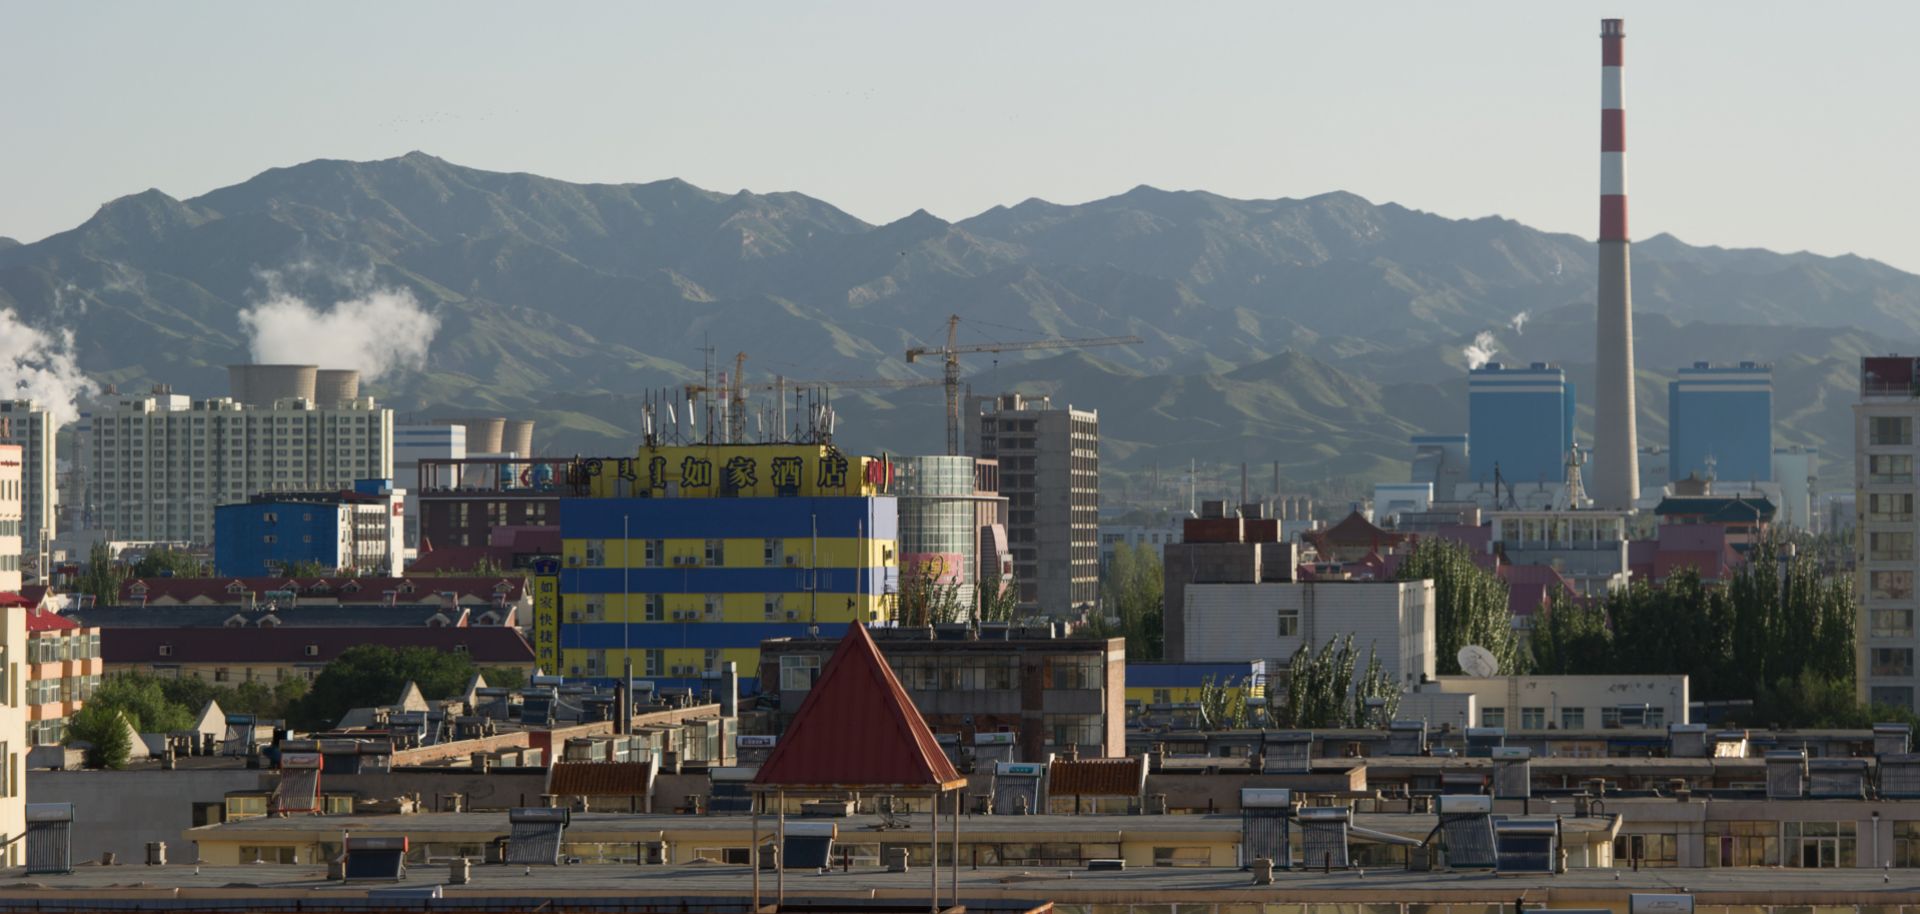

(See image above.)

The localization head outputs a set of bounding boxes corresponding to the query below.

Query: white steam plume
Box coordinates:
[238,276,438,380]
[0,308,97,427]
[1463,331,1498,370]
[1509,310,1531,335]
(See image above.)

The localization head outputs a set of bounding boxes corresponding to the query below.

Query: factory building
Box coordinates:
[1668,362,1774,485]
[1772,446,1821,532]
[1468,363,1576,489]
[393,423,465,549]
[545,443,899,692]
[894,455,1008,614]
[1487,508,1631,597]
[966,393,1100,617]
[86,374,392,544]
[212,479,405,578]
[0,402,55,574]
[1854,356,1920,711]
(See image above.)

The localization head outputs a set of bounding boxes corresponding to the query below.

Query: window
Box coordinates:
[1872,532,1915,562]
[1480,707,1506,728]
[1044,714,1102,750]
[1612,833,1679,868]
[703,594,721,620]
[1520,707,1546,730]
[1874,648,1915,677]
[1152,847,1214,868]
[584,540,606,567]
[303,645,319,657]
[1277,607,1299,638]
[704,539,724,566]
[1873,416,1914,446]
[1044,655,1102,690]
[214,668,231,682]
[1783,821,1856,868]
[763,538,782,566]
[1707,821,1778,867]
[1871,454,1914,485]
[1875,610,1916,639]
[644,539,661,568]
[1873,686,1916,712]
[644,650,663,677]
[780,655,821,691]
[1872,493,1916,523]
[644,594,663,622]
[1873,571,1917,601]
[764,594,784,621]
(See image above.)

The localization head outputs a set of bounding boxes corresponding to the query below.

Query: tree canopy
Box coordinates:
[1397,537,1523,676]
[1097,542,1164,659]
[288,645,489,730]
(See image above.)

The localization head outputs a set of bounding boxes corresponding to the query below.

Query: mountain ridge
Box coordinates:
[1,153,1911,490]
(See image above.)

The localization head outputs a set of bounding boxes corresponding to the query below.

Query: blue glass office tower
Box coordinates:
[1468,363,1576,486]
[1668,361,1772,483]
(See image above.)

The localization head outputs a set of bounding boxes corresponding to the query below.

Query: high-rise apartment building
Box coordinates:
[1855,356,1920,711]
[0,402,55,570]
[0,444,21,594]
[1668,362,1773,484]
[87,391,393,544]
[966,394,1099,616]
[1469,363,1576,488]
[547,443,899,691]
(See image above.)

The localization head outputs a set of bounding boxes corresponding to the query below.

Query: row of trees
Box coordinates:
[1094,542,1165,659]
[69,647,531,768]
[1529,538,1867,726]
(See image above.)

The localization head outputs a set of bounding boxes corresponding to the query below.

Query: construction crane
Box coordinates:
[906,314,1141,455]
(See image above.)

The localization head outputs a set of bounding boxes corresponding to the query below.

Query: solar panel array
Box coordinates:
[505,807,570,866]
[1296,807,1350,869]
[25,804,73,875]
[343,837,408,881]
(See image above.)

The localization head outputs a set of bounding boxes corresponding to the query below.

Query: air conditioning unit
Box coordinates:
[785,556,799,567]
[566,555,581,566]
[786,610,799,621]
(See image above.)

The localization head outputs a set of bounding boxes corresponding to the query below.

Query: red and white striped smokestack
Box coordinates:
[1600,19,1628,242]
[1591,17,1640,510]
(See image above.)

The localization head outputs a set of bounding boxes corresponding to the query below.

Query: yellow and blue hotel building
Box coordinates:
[539,443,899,692]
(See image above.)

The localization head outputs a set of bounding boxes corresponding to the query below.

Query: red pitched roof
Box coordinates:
[0,593,31,609]
[117,575,526,605]
[25,606,78,632]
[102,627,535,665]
[754,624,964,791]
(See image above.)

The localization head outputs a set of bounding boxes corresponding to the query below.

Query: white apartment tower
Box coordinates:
[1856,357,1920,711]
[0,444,21,594]
[0,403,55,573]
[966,393,1100,616]
[87,390,393,544]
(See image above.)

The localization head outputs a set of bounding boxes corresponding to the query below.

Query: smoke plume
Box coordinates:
[1463,331,1498,370]
[238,273,438,380]
[0,308,97,427]
[1508,311,1531,335]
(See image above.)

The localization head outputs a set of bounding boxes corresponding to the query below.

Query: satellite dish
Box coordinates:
[1457,645,1500,678]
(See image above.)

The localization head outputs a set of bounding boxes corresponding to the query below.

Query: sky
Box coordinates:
[3,2,1917,271]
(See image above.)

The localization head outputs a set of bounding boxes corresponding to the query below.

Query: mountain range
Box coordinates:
[2,152,1911,495]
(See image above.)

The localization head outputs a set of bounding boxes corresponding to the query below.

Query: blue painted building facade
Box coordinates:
[1668,361,1773,484]
[1468,363,1576,486]
[214,480,403,577]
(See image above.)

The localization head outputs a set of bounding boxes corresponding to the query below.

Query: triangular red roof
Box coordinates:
[753,624,964,791]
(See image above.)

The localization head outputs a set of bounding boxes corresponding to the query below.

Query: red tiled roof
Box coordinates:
[117,575,526,605]
[25,606,78,632]
[102,627,535,665]
[754,624,964,791]
[1047,757,1147,797]
[548,762,654,797]
[0,593,30,609]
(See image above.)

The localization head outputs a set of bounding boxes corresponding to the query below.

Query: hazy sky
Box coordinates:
[4,2,1916,271]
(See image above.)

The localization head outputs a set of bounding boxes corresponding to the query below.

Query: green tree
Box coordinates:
[76,541,124,606]
[1274,635,1362,728]
[289,645,484,731]
[480,666,529,691]
[66,705,134,769]
[893,561,965,627]
[1099,543,1165,659]
[81,675,197,733]
[978,576,1020,623]
[278,559,333,579]
[1397,538,1523,675]
[1197,675,1249,731]
[131,548,208,579]
[1527,590,1614,675]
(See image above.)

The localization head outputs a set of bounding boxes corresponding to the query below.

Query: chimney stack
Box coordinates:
[1591,18,1640,509]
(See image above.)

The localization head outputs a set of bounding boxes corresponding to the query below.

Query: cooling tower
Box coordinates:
[227,364,318,406]
[465,418,506,454]
[504,419,535,458]
[1590,18,1641,509]
[314,369,362,406]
